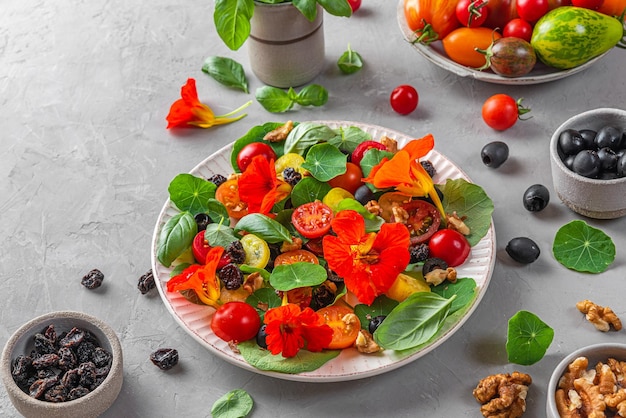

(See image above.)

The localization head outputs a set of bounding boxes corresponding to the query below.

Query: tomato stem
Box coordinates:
[410,20,439,45]
[516,98,532,121]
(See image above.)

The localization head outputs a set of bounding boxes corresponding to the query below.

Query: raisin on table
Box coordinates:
[81,268,104,289]
[137,269,156,294]
[150,348,179,370]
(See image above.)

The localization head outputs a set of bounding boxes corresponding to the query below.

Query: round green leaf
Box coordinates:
[301,143,347,182]
[552,220,616,273]
[506,310,554,366]
[211,389,253,418]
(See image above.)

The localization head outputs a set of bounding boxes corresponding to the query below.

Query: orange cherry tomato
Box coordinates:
[215,178,248,220]
[404,0,461,41]
[274,249,320,266]
[442,27,502,68]
[316,305,361,349]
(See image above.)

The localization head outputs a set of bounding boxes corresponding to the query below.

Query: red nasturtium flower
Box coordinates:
[322,210,411,305]
[238,155,291,215]
[166,246,223,308]
[363,134,445,218]
[166,78,251,129]
[264,303,334,358]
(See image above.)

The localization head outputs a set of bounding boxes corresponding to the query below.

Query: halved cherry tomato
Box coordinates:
[377,192,412,222]
[442,27,501,68]
[240,234,270,269]
[211,301,261,343]
[316,305,361,349]
[402,200,441,244]
[304,238,325,257]
[192,230,210,264]
[428,229,471,267]
[404,0,461,41]
[215,178,248,220]
[351,140,387,168]
[236,142,277,172]
[274,249,319,266]
[281,287,313,310]
[328,162,363,195]
[291,201,333,239]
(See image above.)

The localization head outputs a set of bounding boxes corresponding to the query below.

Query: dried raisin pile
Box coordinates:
[149,348,179,370]
[10,324,113,402]
[81,269,104,289]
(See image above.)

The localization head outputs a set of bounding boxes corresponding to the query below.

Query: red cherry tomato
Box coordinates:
[351,140,387,168]
[428,229,471,267]
[328,162,363,194]
[455,0,490,27]
[571,0,603,8]
[236,142,277,172]
[291,201,334,239]
[274,249,320,266]
[390,85,418,115]
[192,230,210,264]
[481,94,530,131]
[502,18,533,42]
[402,200,442,244]
[211,301,261,343]
[347,0,362,12]
[516,0,549,22]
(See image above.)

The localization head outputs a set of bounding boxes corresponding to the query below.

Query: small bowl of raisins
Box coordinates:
[550,107,626,219]
[1,311,123,418]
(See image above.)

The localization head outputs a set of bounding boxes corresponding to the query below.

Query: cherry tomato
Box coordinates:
[215,178,248,219]
[351,140,387,168]
[571,0,603,8]
[483,37,536,77]
[316,305,361,349]
[516,0,549,22]
[482,94,531,131]
[442,27,501,68]
[390,85,418,115]
[211,301,261,343]
[347,0,362,12]
[291,201,333,239]
[328,162,363,194]
[274,249,320,266]
[404,0,461,40]
[428,229,471,267]
[502,18,533,42]
[456,0,490,27]
[402,200,442,244]
[236,142,277,172]
[192,230,210,264]
[240,234,270,269]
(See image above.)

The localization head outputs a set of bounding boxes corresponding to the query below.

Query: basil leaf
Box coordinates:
[552,220,616,273]
[255,86,293,113]
[301,143,347,182]
[317,0,352,17]
[506,310,554,366]
[431,278,477,314]
[234,213,292,244]
[354,295,399,330]
[328,125,372,154]
[237,340,340,373]
[373,292,454,351]
[211,389,254,418]
[201,56,249,93]
[246,288,281,321]
[337,44,363,74]
[170,263,191,277]
[284,122,338,155]
[442,178,494,246]
[295,84,328,107]
[231,122,285,172]
[292,0,319,21]
[269,262,327,291]
[240,265,270,281]
[290,176,332,207]
[157,212,197,267]
[204,223,239,248]
[214,0,255,51]
[168,173,217,215]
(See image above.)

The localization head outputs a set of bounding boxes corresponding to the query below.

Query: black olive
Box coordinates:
[505,237,540,264]
[481,141,509,168]
[573,149,601,178]
[579,129,597,149]
[194,213,211,231]
[522,184,550,212]
[422,257,448,276]
[617,154,626,177]
[368,315,386,334]
[595,126,623,151]
[354,184,375,205]
[256,324,268,349]
[597,147,618,172]
[558,129,585,156]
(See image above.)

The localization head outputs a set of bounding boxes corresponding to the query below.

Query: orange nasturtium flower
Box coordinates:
[363,134,445,218]
[166,246,223,308]
[238,155,291,215]
[166,78,251,129]
[322,210,411,305]
[263,303,334,358]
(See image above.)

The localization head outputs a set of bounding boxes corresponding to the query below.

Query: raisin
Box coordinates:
[422,257,448,276]
[81,268,104,289]
[208,174,227,187]
[59,327,86,348]
[421,160,436,178]
[44,384,68,403]
[77,362,97,389]
[150,348,179,370]
[218,263,244,290]
[92,347,112,368]
[68,386,90,400]
[137,269,156,294]
[76,341,96,364]
[37,369,57,379]
[33,333,56,355]
[409,243,430,263]
[43,324,57,344]
[11,355,34,389]
[61,368,80,388]
[29,377,58,399]
[32,353,59,370]
[282,167,302,187]
[325,267,344,285]
[311,284,336,310]
[225,240,246,265]
[194,213,211,231]
[57,347,77,370]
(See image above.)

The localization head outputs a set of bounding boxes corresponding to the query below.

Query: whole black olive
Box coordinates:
[522,184,550,212]
[506,237,540,264]
[558,129,585,156]
[595,126,623,151]
[481,141,509,168]
[572,150,601,178]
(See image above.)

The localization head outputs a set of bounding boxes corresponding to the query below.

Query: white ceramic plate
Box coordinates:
[151,121,496,382]
[396,0,609,85]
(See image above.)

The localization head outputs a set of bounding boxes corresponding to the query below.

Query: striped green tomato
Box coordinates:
[531,6,626,69]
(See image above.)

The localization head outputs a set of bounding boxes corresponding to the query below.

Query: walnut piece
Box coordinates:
[446,211,470,235]
[379,135,398,153]
[354,330,380,354]
[424,267,457,286]
[473,372,532,418]
[576,300,623,332]
[263,120,293,142]
[280,236,303,253]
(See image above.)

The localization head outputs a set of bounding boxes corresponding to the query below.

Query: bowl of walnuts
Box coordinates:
[1,311,123,418]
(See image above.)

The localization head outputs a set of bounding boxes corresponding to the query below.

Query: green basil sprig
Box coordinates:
[156,212,197,267]
[337,44,363,74]
[255,84,328,113]
[202,56,249,93]
[234,213,292,244]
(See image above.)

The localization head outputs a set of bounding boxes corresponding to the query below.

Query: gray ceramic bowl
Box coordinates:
[546,343,626,418]
[1,311,123,418]
[550,108,626,219]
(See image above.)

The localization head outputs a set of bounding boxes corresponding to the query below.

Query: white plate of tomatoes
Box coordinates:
[151,120,496,382]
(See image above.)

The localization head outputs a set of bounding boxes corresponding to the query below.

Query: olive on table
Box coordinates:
[481,141,509,168]
[506,237,540,264]
[523,184,550,212]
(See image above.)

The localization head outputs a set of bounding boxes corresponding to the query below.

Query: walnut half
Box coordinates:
[473,372,532,418]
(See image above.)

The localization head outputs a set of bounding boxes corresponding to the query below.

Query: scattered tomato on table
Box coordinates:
[390,84,419,115]
[347,0,362,12]
[482,94,531,131]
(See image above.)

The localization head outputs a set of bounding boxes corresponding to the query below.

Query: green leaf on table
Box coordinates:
[506,310,554,366]
[201,56,249,93]
[269,262,327,291]
[301,143,347,182]
[338,44,363,74]
[327,125,371,154]
[284,122,338,155]
[211,389,254,418]
[214,0,255,51]
[156,211,197,267]
[255,86,293,113]
[354,295,399,330]
[234,213,292,244]
[442,178,494,246]
[290,176,332,207]
[237,340,341,373]
[552,220,616,273]
[431,277,477,314]
[168,173,216,214]
[204,222,239,248]
[294,84,328,107]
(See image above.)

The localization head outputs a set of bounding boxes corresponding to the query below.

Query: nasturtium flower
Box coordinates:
[238,155,291,215]
[166,78,251,129]
[363,134,445,217]
[322,210,410,305]
[264,303,334,358]
[166,246,223,308]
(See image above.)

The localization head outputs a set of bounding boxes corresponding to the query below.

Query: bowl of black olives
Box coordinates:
[1,311,123,418]
[550,108,626,219]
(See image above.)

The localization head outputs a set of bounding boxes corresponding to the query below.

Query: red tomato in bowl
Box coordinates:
[455,0,490,27]
[428,229,471,267]
[503,18,533,42]
[516,0,549,22]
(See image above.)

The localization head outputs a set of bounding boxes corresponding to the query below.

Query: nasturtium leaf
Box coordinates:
[246,288,281,321]
[552,220,616,273]
[237,340,341,373]
[328,125,371,154]
[354,295,399,330]
[234,213,292,244]
[442,178,494,246]
[211,389,254,418]
[301,143,347,182]
[168,173,216,215]
[431,278,477,314]
[359,148,394,179]
[269,263,327,291]
[205,198,231,226]
[506,310,554,366]
[284,122,338,155]
[201,56,249,93]
[204,223,239,248]
[290,176,332,207]
[157,211,197,267]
